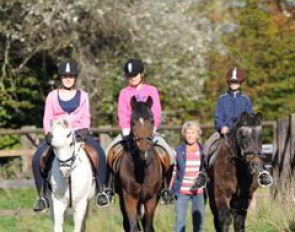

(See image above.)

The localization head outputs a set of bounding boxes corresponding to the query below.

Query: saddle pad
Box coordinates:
[155,145,170,173]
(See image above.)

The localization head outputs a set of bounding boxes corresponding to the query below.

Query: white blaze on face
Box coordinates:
[139,118,144,125]
[231,67,238,81]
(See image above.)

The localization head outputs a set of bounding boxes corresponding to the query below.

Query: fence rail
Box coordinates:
[0,121,278,189]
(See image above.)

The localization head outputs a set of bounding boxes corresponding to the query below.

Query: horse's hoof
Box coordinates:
[258,171,273,188]
[96,192,110,208]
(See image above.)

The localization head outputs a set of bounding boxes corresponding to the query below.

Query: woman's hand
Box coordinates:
[221,126,229,134]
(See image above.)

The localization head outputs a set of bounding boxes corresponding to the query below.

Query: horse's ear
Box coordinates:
[255,112,263,125]
[146,96,153,108]
[240,112,249,124]
[130,96,137,109]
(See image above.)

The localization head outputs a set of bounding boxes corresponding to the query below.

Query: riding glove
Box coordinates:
[45,132,53,145]
[75,128,89,142]
[122,134,132,151]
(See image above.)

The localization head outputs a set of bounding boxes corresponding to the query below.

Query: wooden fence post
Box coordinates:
[20,126,37,177]
[97,126,113,151]
[290,114,295,202]
[272,117,291,201]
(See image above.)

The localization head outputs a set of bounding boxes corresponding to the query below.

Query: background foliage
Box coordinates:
[0,0,294,130]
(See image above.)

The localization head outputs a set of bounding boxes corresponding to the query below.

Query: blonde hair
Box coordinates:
[181,121,202,137]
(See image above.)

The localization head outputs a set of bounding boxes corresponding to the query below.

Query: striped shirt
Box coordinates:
[179,143,203,195]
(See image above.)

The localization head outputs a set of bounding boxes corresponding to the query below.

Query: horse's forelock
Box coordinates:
[139,118,144,125]
[234,112,263,129]
[131,101,153,124]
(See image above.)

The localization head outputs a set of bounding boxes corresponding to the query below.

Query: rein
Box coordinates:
[223,134,239,158]
[224,134,259,163]
[53,131,83,208]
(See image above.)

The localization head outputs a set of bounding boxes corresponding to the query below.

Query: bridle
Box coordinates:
[133,135,154,145]
[223,130,262,164]
[54,130,81,170]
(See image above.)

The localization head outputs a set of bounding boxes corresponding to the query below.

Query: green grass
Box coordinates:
[0,188,294,231]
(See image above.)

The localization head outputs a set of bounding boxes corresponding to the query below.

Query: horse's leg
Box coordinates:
[118,192,131,231]
[73,199,88,232]
[233,208,246,232]
[218,203,232,232]
[122,191,140,232]
[52,198,67,232]
[215,193,232,232]
[232,198,248,232]
[143,196,158,232]
[208,184,223,232]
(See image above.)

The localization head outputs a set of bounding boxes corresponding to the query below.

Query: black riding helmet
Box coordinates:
[58,60,79,76]
[123,58,144,78]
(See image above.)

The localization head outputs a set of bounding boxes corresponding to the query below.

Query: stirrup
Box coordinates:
[258,171,273,188]
[96,192,110,209]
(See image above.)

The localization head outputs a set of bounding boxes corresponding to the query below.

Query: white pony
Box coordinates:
[49,118,95,232]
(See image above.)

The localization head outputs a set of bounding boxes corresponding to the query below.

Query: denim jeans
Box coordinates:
[174,193,205,232]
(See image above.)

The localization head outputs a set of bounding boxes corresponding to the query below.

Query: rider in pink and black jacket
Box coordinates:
[106,58,175,165]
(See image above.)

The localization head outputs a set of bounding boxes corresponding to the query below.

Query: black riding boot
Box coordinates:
[33,196,49,213]
[104,170,115,203]
[160,165,174,205]
[95,173,111,208]
[33,182,49,213]
[160,188,174,205]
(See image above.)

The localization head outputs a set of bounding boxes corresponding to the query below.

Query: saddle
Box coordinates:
[39,143,99,176]
[107,142,124,173]
[206,139,221,167]
[154,145,170,173]
[107,142,170,174]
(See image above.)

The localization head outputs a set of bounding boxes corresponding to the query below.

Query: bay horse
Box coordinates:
[207,112,265,232]
[49,118,95,232]
[116,96,164,232]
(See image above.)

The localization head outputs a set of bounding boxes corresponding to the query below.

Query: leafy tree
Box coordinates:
[204,0,295,121]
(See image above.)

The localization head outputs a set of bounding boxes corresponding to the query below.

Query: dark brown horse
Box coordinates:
[207,112,265,232]
[115,96,164,232]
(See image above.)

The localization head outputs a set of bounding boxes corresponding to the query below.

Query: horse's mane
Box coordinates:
[234,112,263,129]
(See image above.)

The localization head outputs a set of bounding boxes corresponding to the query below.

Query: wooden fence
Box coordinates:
[0,119,285,189]
[271,113,295,201]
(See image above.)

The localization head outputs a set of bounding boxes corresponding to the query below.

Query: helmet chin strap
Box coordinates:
[62,84,76,90]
